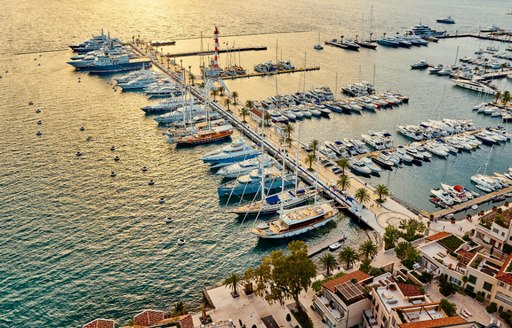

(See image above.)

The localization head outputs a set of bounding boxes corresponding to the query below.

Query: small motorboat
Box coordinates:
[36,131,43,136]
[114,156,120,161]
[36,120,42,125]
[329,242,342,251]
[110,171,116,177]
[80,127,85,131]
[159,197,165,204]
[35,108,41,113]
[165,217,172,224]
[177,238,186,245]
[142,166,148,172]
[110,145,116,151]
[411,60,429,69]
[148,180,155,186]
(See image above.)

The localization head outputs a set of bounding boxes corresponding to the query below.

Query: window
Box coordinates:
[468,275,477,284]
[499,282,505,287]
[483,281,493,292]
[493,228,499,233]
[466,285,475,292]
[502,232,506,237]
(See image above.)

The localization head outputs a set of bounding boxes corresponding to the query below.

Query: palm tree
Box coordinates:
[245,99,254,109]
[500,63,508,72]
[264,111,272,127]
[189,73,195,86]
[473,66,480,75]
[359,240,378,260]
[309,139,319,155]
[223,272,242,296]
[306,153,316,171]
[320,253,338,276]
[338,246,359,269]
[502,90,511,107]
[218,86,225,96]
[355,188,371,205]
[172,301,187,316]
[284,123,295,148]
[211,89,219,102]
[232,91,239,105]
[375,184,389,202]
[337,158,349,175]
[240,107,249,123]
[494,91,502,104]
[224,98,232,111]
[336,175,351,191]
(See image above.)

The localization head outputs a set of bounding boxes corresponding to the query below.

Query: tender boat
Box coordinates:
[411,60,429,69]
[436,16,455,24]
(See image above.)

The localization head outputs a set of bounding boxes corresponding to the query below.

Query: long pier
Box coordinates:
[164,46,267,58]
[424,185,512,219]
[127,42,417,235]
[222,67,320,80]
[437,33,512,44]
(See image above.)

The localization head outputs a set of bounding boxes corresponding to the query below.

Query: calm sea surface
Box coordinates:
[0,0,511,326]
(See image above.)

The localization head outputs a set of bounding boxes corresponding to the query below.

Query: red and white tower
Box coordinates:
[204,26,230,96]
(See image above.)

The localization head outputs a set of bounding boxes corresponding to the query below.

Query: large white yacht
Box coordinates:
[201,138,260,165]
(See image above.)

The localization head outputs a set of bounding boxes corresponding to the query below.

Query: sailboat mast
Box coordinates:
[303,52,307,92]
[260,100,265,202]
[454,45,460,66]
[314,161,318,205]
[295,124,301,192]
[280,147,285,215]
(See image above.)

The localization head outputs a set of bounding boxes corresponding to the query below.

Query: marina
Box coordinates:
[3,1,512,325]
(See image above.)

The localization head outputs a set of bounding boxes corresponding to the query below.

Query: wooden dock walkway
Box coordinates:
[163,46,267,58]
[222,67,320,80]
[424,185,512,219]
[437,33,512,44]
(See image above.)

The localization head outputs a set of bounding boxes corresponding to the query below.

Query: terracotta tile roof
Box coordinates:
[397,283,422,297]
[496,253,512,285]
[82,319,115,328]
[398,315,466,328]
[427,232,451,241]
[323,271,371,292]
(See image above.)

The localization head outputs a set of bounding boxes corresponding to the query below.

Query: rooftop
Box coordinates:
[334,281,366,306]
[426,232,451,241]
[375,284,430,314]
[398,315,466,328]
[323,270,370,292]
[496,253,512,285]
[397,283,422,297]
[420,241,460,270]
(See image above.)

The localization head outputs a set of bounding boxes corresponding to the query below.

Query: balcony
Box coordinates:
[313,294,345,323]
[363,309,379,328]
[495,292,512,307]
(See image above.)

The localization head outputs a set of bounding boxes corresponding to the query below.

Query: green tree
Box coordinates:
[244,241,316,306]
[172,301,187,316]
[223,98,232,111]
[211,89,219,102]
[240,107,250,123]
[305,154,316,171]
[502,90,511,107]
[355,188,371,205]
[337,158,349,175]
[383,225,401,249]
[245,99,254,109]
[400,219,426,240]
[264,111,272,127]
[494,90,502,104]
[338,246,359,269]
[284,123,295,148]
[224,272,243,296]
[231,91,239,104]
[336,175,351,191]
[359,240,378,260]
[439,299,457,316]
[375,184,389,202]
[319,253,338,276]
[218,86,225,96]
[395,241,420,268]
[359,258,372,274]
[309,139,319,155]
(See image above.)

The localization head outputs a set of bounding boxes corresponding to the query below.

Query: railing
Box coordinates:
[495,292,512,306]
[312,295,345,322]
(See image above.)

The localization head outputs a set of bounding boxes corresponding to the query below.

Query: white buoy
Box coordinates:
[177,238,186,245]
[165,217,172,224]
[159,197,165,204]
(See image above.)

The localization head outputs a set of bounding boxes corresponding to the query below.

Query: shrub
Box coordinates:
[440,299,457,316]
[475,292,485,303]
[486,302,497,313]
